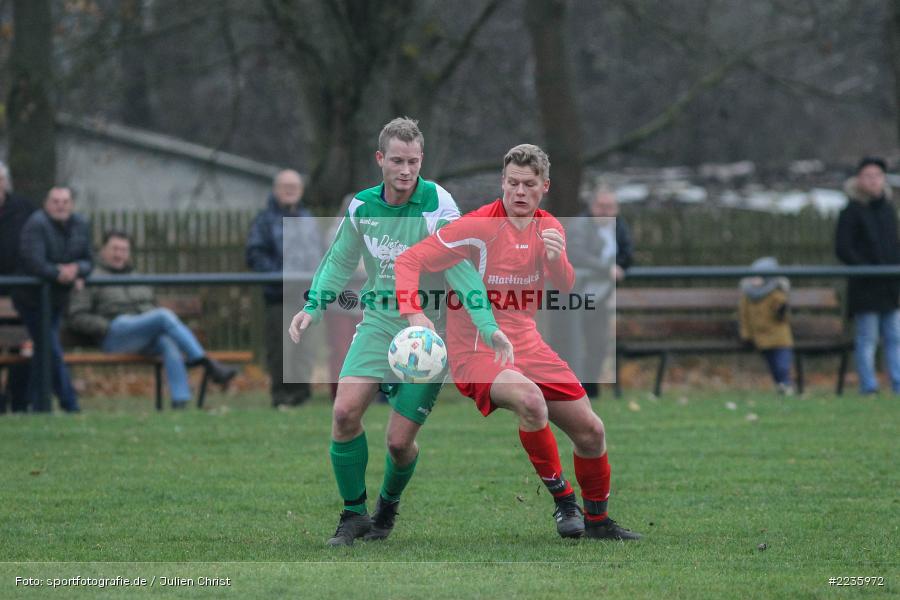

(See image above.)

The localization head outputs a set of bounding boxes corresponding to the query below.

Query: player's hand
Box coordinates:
[612,264,625,281]
[406,313,436,331]
[490,329,514,366]
[541,228,565,261]
[288,311,312,344]
[73,278,85,291]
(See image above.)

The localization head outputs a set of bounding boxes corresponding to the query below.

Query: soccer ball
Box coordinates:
[388,326,448,383]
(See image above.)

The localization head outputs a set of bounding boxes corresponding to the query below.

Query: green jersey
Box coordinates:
[303,177,498,342]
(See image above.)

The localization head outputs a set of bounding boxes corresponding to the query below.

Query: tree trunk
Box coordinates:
[7,0,55,203]
[119,0,155,129]
[889,0,900,146]
[525,0,584,217]
[304,106,359,212]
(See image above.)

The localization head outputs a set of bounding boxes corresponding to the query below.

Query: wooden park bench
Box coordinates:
[0,296,252,410]
[614,287,852,396]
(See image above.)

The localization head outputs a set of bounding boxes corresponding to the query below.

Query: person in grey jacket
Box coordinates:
[246,170,323,406]
[67,230,236,408]
[564,186,634,397]
[12,186,92,412]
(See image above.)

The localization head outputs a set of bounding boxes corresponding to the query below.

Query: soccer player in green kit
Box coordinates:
[288,117,512,546]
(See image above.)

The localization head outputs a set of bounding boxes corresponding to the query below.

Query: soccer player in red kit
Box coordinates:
[395,144,640,540]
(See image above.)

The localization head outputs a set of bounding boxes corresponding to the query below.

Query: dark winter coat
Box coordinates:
[835,177,900,315]
[0,193,36,293]
[246,196,323,303]
[12,210,93,310]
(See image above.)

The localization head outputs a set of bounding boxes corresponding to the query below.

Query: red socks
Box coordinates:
[518,425,574,498]
[574,452,611,521]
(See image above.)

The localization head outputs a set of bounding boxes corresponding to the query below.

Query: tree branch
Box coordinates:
[582,35,808,165]
[432,0,506,86]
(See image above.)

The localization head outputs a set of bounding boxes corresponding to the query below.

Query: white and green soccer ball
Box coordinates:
[388,326,448,383]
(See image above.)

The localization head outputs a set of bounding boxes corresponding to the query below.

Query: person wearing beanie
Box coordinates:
[835,156,900,394]
[738,257,795,395]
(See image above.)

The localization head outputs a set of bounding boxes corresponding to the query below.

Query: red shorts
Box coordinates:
[451,334,585,416]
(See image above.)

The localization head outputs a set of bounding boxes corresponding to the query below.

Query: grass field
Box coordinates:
[0,388,897,599]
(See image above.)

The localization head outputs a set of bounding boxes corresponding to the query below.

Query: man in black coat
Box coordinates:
[13,186,93,412]
[246,170,323,407]
[0,161,35,412]
[835,156,900,394]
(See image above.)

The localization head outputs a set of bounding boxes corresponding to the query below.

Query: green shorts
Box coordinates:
[340,320,443,425]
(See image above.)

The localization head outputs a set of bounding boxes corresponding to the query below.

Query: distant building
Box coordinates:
[54,113,282,212]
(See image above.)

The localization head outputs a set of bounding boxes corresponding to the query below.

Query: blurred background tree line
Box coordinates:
[0,0,897,214]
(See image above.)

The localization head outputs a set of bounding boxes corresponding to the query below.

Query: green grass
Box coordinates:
[0,389,897,599]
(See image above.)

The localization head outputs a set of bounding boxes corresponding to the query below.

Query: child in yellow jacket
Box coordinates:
[739,257,795,395]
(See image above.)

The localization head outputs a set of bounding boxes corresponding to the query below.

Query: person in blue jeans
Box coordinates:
[67,230,237,408]
[12,186,92,413]
[836,156,900,394]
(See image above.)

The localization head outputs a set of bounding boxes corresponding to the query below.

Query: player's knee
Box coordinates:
[332,403,363,434]
[386,433,415,459]
[516,387,548,426]
[577,417,606,454]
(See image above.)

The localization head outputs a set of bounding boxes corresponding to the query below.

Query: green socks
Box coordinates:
[380,452,419,503]
[330,433,419,511]
[330,433,369,514]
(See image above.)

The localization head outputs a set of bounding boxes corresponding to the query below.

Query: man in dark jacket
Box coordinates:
[67,231,236,408]
[836,156,900,394]
[0,161,34,412]
[12,186,92,412]
[565,186,634,397]
[246,170,323,406]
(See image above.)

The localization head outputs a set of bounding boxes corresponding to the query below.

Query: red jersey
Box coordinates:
[395,199,575,351]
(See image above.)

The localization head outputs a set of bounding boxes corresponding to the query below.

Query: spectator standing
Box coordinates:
[67,231,237,408]
[0,161,34,412]
[836,156,900,394]
[738,257,795,395]
[246,170,323,407]
[565,185,634,397]
[12,186,91,412]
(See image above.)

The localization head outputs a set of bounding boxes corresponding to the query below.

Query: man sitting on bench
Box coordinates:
[67,230,237,408]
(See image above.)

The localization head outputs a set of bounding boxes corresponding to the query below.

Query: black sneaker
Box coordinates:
[584,517,641,540]
[553,493,585,538]
[363,496,399,541]
[326,510,372,547]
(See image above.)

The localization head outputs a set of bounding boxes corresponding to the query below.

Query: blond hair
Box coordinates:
[378,117,424,153]
[503,144,550,180]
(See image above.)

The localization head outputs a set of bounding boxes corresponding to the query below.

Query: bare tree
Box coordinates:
[263,0,504,210]
[525,0,583,216]
[118,0,154,128]
[890,0,900,146]
[7,0,54,201]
